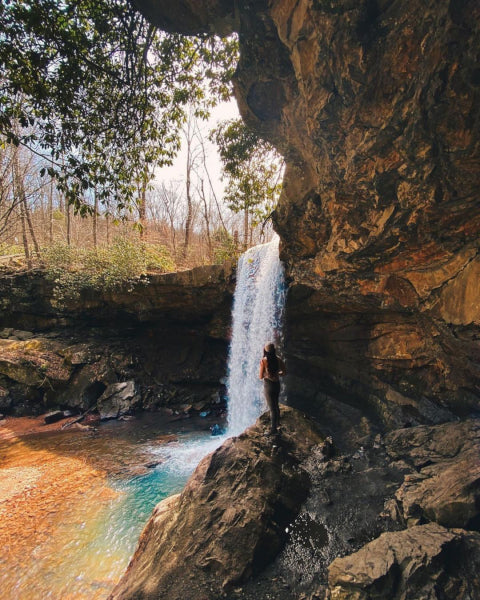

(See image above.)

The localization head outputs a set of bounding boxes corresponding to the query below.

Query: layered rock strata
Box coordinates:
[134,0,480,435]
[328,523,480,600]
[0,264,233,416]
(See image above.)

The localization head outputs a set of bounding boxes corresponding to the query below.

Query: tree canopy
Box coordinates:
[0,0,238,213]
[212,118,283,244]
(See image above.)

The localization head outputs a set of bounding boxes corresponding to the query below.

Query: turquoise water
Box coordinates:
[105,431,227,561]
[0,414,226,600]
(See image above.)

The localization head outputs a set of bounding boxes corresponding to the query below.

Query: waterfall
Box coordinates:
[226,236,286,435]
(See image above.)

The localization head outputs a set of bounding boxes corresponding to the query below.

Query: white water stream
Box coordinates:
[226,236,286,435]
[153,236,286,469]
[151,236,286,477]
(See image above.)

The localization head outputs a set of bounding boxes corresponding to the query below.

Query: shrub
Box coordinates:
[42,238,174,305]
[143,243,175,272]
[0,243,28,256]
[213,229,240,264]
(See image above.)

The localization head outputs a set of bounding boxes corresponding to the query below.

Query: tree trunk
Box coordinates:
[12,147,32,267]
[199,180,212,260]
[243,209,249,249]
[24,197,40,256]
[138,182,147,240]
[66,201,71,246]
[19,200,31,269]
[184,169,193,257]
[48,161,54,243]
[105,198,110,244]
[93,189,98,248]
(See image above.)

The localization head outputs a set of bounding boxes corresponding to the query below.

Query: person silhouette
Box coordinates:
[259,342,286,435]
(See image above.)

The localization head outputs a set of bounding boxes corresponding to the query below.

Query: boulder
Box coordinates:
[60,342,101,365]
[0,338,72,388]
[385,420,480,529]
[109,407,324,600]
[0,328,14,339]
[11,330,34,341]
[0,355,43,387]
[53,361,113,412]
[44,410,67,425]
[328,523,480,600]
[97,381,140,420]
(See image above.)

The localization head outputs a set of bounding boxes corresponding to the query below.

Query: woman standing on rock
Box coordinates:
[259,342,286,435]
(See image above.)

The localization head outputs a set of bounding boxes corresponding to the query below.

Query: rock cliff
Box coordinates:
[0,264,234,416]
[134,0,480,439]
[124,1,480,599]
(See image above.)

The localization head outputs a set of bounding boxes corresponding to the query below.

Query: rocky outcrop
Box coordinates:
[97,381,141,420]
[133,0,480,439]
[0,264,234,416]
[0,263,233,331]
[107,410,479,600]
[109,407,324,600]
[328,523,480,600]
[385,419,480,530]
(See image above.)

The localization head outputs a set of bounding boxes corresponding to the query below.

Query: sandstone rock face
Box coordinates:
[0,265,234,416]
[109,407,324,600]
[328,523,480,600]
[97,381,140,420]
[134,0,480,434]
[385,419,480,529]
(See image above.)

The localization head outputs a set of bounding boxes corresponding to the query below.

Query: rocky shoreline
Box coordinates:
[110,408,480,600]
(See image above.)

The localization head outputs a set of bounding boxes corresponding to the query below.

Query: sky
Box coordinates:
[153,99,241,199]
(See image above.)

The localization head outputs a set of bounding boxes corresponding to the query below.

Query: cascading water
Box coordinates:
[226,235,286,436]
[0,238,287,600]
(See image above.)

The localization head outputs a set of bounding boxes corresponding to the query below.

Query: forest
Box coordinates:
[0,0,283,280]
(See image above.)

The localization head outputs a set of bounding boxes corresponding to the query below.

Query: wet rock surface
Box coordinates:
[109,411,479,600]
[109,407,324,600]
[385,419,480,530]
[221,419,479,600]
[328,523,480,600]
[0,264,234,417]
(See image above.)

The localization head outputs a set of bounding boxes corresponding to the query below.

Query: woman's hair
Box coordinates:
[263,342,279,375]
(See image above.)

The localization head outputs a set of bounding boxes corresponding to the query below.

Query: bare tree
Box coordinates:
[0,143,21,240]
[93,189,98,247]
[182,108,205,256]
[11,144,41,264]
[153,181,183,256]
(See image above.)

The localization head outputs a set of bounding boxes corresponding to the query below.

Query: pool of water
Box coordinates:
[0,413,226,600]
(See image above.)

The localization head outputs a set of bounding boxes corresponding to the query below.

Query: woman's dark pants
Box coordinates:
[264,379,281,434]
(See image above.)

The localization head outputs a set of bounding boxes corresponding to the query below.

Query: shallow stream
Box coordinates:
[0,413,226,600]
